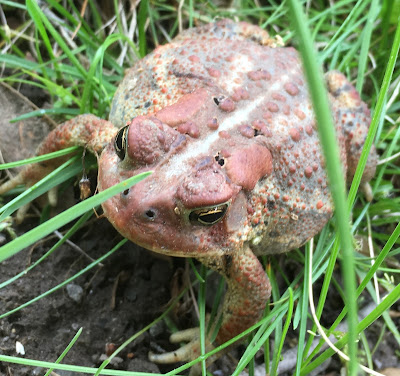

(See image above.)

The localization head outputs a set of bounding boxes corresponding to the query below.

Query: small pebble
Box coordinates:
[66,283,84,303]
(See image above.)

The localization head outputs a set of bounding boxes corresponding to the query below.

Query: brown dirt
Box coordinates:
[0,215,179,375]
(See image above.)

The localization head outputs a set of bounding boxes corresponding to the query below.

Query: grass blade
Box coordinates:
[0,210,93,289]
[286,0,358,373]
[302,282,400,374]
[348,14,400,208]
[44,328,83,376]
[0,146,79,170]
[0,171,151,262]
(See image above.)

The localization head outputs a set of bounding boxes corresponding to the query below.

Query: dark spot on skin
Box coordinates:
[144,101,152,108]
[122,189,130,196]
[213,96,223,105]
[223,254,233,277]
[269,231,280,238]
[215,153,225,166]
[267,200,275,211]
[173,71,211,82]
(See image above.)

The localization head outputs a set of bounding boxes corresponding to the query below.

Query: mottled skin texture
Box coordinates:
[0,20,377,371]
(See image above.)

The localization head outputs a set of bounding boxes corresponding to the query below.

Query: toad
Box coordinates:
[0,19,377,371]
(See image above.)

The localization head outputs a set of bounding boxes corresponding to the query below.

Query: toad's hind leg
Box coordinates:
[325,71,377,184]
[149,247,271,374]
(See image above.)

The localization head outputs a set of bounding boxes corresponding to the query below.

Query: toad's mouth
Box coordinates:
[99,168,237,258]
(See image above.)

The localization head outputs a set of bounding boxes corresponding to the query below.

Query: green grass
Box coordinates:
[0,1,400,375]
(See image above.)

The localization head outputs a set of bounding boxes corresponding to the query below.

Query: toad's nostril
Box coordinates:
[144,209,156,220]
[121,188,130,197]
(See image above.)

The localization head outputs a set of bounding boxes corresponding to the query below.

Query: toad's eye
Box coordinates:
[189,203,229,226]
[114,125,129,160]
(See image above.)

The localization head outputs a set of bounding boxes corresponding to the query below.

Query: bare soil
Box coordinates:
[0,215,180,375]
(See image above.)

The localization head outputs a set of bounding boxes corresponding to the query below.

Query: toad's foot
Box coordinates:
[149,328,206,364]
[361,181,374,202]
[150,248,271,373]
[149,328,218,375]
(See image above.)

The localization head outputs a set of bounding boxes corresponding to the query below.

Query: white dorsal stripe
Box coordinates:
[165,74,291,178]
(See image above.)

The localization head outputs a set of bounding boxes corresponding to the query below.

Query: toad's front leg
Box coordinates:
[150,246,270,372]
[0,114,117,195]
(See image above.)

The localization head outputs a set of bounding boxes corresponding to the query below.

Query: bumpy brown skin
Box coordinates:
[0,19,377,370]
